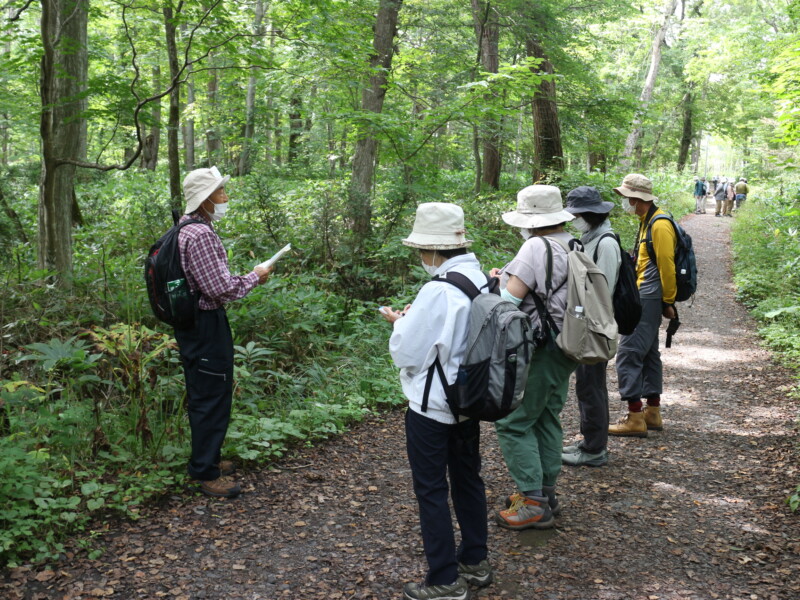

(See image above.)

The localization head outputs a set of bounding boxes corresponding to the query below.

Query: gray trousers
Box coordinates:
[615,297,663,402]
[574,361,609,453]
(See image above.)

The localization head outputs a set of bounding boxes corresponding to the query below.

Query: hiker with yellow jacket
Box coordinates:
[610,174,676,438]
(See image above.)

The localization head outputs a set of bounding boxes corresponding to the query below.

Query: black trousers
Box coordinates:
[574,361,610,454]
[405,409,488,586]
[173,308,234,481]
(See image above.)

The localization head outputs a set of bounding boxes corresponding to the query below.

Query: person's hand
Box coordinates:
[662,304,677,320]
[254,265,273,285]
[489,268,502,278]
[380,304,412,324]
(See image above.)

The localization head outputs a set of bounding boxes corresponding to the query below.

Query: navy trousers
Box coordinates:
[575,361,610,453]
[405,409,488,586]
[173,308,234,481]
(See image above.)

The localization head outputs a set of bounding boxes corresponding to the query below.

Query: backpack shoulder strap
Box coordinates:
[644,213,678,266]
[593,232,620,263]
[432,271,482,301]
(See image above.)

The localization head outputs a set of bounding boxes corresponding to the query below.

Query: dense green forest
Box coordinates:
[1,0,800,567]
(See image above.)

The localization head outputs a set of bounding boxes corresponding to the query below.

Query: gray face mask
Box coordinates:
[572,217,591,233]
[421,260,438,276]
[519,228,532,240]
[622,198,637,215]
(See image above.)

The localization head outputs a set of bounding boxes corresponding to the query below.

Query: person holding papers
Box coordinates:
[175,167,273,498]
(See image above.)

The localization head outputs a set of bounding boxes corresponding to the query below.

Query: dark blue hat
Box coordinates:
[565,186,615,214]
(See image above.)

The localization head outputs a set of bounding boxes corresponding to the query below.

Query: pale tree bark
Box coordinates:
[140,65,162,171]
[526,38,563,181]
[347,0,403,242]
[621,0,679,170]
[236,0,267,176]
[181,24,196,171]
[38,0,89,281]
[205,54,221,164]
[471,0,500,191]
[164,5,182,206]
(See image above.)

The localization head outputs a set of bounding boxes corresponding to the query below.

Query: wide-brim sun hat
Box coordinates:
[402,202,473,250]
[613,173,658,203]
[502,185,574,229]
[565,186,615,215]
[183,166,231,214]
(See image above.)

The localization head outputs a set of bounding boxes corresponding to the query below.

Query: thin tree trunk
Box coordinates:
[205,55,221,165]
[237,0,267,176]
[140,65,162,171]
[471,0,500,190]
[288,95,303,164]
[347,0,404,242]
[38,0,89,280]
[621,0,679,169]
[526,38,563,181]
[677,89,693,172]
[181,24,196,171]
[164,5,181,207]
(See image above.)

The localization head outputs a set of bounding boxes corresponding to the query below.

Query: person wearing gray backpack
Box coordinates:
[489,185,579,531]
[561,187,621,468]
[381,202,493,600]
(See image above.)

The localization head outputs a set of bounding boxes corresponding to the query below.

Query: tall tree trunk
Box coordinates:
[526,38,563,181]
[236,0,267,176]
[621,0,679,169]
[471,0,500,190]
[347,0,404,243]
[140,65,162,171]
[205,55,221,165]
[677,89,693,172]
[288,94,303,165]
[38,0,89,280]
[164,5,181,208]
[181,24,196,171]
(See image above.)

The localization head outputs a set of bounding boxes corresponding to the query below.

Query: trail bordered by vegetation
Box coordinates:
[2,209,799,600]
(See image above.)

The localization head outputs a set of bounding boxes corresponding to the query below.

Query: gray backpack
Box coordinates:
[421,272,534,422]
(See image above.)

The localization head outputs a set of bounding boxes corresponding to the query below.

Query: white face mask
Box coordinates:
[421,260,438,276]
[572,217,591,233]
[622,198,638,215]
[519,228,532,240]
[208,201,228,221]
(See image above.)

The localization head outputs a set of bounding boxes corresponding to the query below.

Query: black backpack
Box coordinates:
[642,214,698,302]
[144,212,209,330]
[593,232,642,336]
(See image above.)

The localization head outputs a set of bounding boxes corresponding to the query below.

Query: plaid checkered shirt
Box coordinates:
[178,213,259,310]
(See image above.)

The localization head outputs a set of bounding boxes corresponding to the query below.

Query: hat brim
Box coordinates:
[502,209,574,229]
[402,236,473,250]
[184,175,231,214]
[612,186,657,203]
[565,201,615,215]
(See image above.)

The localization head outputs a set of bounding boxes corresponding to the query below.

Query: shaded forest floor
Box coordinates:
[3,201,800,599]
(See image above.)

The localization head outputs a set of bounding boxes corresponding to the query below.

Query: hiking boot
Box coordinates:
[643,405,663,431]
[217,460,236,477]
[198,476,241,498]
[458,559,493,588]
[562,441,584,454]
[608,411,648,438]
[402,577,469,600]
[504,489,561,517]
[562,446,608,467]
[496,494,554,530]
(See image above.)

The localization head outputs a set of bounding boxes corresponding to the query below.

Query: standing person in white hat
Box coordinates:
[174,167,272,498]
[381,202,493,600]
[489,185,578,531]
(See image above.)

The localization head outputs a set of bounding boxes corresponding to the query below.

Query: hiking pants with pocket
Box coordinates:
[174,308,234,481]
[575,361,610,454]
[615,297,663,402]
[494,343,577,492]
[405,409,488,586]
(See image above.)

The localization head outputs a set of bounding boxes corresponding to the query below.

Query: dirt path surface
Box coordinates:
[4,209,800,600]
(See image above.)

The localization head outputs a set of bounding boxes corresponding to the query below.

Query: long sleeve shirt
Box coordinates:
[178,213,259,310]
[635,207,677,304]
[389,253,486,425]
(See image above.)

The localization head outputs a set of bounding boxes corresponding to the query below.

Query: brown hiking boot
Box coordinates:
[643,406,663,431]
[218,460,236,477]
[199,476,241,498]
[608,411,648,438]
[496,494,554,530]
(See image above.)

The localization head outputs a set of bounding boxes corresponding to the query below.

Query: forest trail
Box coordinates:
[3,204,800,600]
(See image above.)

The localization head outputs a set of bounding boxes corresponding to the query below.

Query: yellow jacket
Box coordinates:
[635,208,677,304]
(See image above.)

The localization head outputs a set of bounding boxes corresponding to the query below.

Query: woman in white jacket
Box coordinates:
[381,202,492,600]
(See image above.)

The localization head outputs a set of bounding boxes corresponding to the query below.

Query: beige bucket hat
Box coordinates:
[613,173,658,203]
[502,185,574,229]
[183,166,231,214]
[402,202,473,250]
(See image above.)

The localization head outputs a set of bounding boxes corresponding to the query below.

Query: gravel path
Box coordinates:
[4,208,800,600]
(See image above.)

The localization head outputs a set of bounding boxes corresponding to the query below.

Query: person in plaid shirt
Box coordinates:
[174,167,272,498]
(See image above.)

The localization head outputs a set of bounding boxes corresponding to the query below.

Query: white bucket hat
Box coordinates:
[613,173,658,203]
[183,166,231,214]
[402,202,473,250]
[502,185,573,229]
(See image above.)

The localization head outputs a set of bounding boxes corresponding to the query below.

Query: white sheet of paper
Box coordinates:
[257,243,291,270]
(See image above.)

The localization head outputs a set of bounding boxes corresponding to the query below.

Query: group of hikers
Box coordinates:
[159,167,682,600]
[693,175,749,217]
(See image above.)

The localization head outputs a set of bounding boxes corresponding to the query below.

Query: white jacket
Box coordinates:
[389,253,486,424]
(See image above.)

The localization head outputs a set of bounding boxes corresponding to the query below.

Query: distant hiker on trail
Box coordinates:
[174,167,272,499]
[735,177,750,210]
[561,187,621,468]
[693,176,707,214]
[724,178,735,217]
[609,174,676,438]
[382,202,493,600]
[714,177,728,217]
[488,185,578,530]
